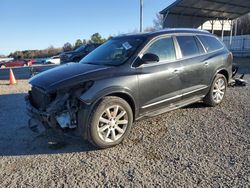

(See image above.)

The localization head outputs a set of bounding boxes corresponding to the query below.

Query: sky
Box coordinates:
[0,0,175,55]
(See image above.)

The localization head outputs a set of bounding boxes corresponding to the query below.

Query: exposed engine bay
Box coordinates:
[26,82,93,131]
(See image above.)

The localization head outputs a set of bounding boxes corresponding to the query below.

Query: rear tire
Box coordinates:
[87,96,133,149]
[204,74,227,106]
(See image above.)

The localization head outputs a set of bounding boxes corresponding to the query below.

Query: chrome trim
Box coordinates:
[142,94,182,109]
[182,86,208,96]
[141,86,208,109]
[131,33,225,69]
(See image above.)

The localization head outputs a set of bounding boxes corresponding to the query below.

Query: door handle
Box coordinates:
[204,62,209,66]
[174,69,179,73]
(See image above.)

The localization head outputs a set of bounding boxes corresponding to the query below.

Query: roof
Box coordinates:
[160,0,250,20]
[116,28,212,39]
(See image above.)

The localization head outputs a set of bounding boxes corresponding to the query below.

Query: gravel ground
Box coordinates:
[0,74,249,187]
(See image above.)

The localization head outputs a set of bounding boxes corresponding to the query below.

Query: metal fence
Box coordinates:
[223,35,250,57]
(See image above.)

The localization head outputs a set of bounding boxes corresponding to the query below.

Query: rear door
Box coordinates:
[175,35,208,99]
[136,36,183,114]
[197,35,226,85]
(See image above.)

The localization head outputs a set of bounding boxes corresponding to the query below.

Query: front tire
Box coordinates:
[87,96,133,148]
[204,74,227,106]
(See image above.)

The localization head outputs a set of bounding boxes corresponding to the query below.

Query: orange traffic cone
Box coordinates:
[9,68,17,85]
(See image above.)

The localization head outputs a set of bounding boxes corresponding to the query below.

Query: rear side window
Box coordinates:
[145,37,176,62]
[198,35,223,52]
[176,36,201,58]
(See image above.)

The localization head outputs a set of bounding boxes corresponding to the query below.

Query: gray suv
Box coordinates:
[60,43,100,64]
[26,29,232,148]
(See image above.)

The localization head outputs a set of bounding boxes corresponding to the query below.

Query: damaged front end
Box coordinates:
[26,82,93,131]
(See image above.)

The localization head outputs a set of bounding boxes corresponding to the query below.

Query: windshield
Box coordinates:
[79,37,145,66]
[75,45,86,52]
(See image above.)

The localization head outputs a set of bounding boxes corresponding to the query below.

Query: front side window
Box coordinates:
[198,35,224,52]
[176,36,200,58]
[144,37,176,62]
[80,37,145,66]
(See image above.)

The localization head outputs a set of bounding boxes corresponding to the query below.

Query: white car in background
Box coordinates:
[45,56,60,64]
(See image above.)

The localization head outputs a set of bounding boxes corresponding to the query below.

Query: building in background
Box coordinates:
[160,0,250,56]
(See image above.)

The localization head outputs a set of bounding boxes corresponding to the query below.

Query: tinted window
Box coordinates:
[144,37,176,62]
[176,36,200,57]
[75,45,86,52]
[198,35,223,52]
[195,37,206,54]
[86,45,95,52]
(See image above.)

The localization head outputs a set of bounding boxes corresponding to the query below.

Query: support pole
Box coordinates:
[140,0,144,32]
[211,20,214,34]
[162,11,169,29]
[234,19,238,36]
[229,20,233,49]
[221,20,225,41]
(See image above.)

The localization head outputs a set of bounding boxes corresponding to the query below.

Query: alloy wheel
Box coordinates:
[212,78,226,103]
[97,105,128,143]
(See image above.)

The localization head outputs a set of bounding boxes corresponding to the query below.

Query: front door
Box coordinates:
[136,36,183,115]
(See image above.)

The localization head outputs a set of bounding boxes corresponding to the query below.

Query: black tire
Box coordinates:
[87,96,133,149]
[73,57,81,62]
[204,74,227,106]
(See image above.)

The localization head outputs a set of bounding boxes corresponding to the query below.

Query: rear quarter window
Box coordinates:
[198,35,224,52]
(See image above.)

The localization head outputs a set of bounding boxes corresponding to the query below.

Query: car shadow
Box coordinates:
[0,93,96,157]
[183,102,209,109]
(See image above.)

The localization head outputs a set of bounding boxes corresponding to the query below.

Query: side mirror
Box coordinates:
[141,53,159,64]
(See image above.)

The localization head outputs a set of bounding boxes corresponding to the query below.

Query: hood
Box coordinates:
[29,63,114,92]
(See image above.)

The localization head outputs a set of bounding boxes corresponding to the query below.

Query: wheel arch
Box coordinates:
[80,88,137,121]
[217,69,229,83]
[106,92,136,121]
[78,89,137,140]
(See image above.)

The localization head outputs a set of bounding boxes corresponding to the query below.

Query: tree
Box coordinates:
[74,39,83,49]
[144,26,156,32]
[63,42,73,52]
[107,35,113,40]
[82,39,87,45]
[89,33,105,44]
[153,13,164,30]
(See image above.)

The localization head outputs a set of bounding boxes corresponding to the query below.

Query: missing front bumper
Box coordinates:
[26,95,58,129]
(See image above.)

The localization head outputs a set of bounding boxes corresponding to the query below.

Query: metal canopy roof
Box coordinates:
[160,0,250,20]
